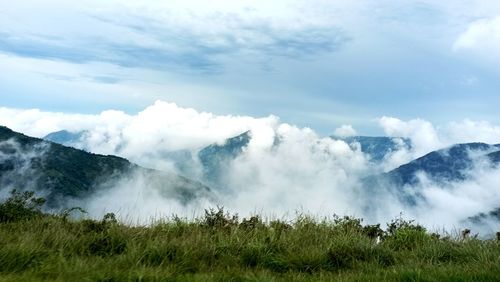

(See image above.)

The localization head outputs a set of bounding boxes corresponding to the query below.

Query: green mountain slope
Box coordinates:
[0,126,211,207]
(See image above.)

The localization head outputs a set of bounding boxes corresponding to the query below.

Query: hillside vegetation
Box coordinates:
[1,191,500,281]
[0,126,211,208]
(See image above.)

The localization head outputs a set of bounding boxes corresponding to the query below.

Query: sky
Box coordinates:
[1,0,500,135]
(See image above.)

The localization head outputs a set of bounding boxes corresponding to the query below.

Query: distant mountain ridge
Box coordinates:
[41,129,500,195]
[383,142,500,186]
[337,136,411,162]
[1,126,211,208]
[361,142,500,208]
[44,130,87,146]
[42,129,254,189]
[198,131,251,188]
[44,130,413,179]
[15,127,500,227]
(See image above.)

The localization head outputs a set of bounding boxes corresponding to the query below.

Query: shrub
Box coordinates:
[0,189,46,223]
[333,215,364,233]
[240,216,264,231]
[81,213,118,233]
[384,216,426,238]
[383,217,428,251]
[363,224,384,240]
[202,206,238,230]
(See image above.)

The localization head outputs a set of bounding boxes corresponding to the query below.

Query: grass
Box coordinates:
[1,193,500,281]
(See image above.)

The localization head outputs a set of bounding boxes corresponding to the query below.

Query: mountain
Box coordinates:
[487,148,500,163]
[198,131,251,187]
[43,130,87,146]
[338,136,411,161]
[43,130,201,177]
[44,129,412,181]
[384,143,499,186]
[0,126,211,208]
[362,142,500,207]
[42,129,254,187]
[468,208,500,224]
[196,134,412,187]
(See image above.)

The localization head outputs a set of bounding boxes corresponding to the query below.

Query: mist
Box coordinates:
[2,101,500,234]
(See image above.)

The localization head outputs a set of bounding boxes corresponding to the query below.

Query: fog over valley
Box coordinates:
[1,101,500,235]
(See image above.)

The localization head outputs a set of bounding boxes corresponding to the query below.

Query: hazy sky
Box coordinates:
[1,0,500,135]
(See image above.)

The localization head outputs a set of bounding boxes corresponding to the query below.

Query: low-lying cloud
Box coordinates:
[2,101,500,233]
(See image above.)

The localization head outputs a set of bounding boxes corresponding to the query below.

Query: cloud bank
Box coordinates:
[2,101,500,233]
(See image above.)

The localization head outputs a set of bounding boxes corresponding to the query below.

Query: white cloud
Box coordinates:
[453,15,500,64]
[0,101,371,219]
[334,124,357,138]
[378,116,500,170]
[379,116,442,156]
[0,101,280,170]
[3,102,500,230]
[380,116,500,151]
[405,165,500,233]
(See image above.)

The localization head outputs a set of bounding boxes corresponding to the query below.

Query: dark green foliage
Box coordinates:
[140,244,179,266]
[383,216,428,250]
[0,126,211,208]
[202,206,238,230]
[363,224,384,239]
[0,248,46,273]
[61,206,87,222]
[417,240,470,263]
[0,189,45,223]
[86,232,127,257]
[0,126,133,204]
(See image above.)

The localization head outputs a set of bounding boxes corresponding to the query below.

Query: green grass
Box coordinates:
[1,194,500,281]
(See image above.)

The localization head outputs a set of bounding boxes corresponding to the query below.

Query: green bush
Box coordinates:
[202,206,238,231]
[0,189,46,223]
[383,216,429,250]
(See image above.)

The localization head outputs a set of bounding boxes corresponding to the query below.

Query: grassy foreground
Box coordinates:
[1,191,500,281]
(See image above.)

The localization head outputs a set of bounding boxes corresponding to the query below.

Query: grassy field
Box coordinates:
[1,191,500,281]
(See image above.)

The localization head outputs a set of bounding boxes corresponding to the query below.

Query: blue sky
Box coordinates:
[1,0,500,135]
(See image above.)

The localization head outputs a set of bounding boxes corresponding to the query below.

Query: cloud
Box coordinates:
[334,124,357,138]
[221,123,369,217]
[378,116,500,170]
[0,1,349,74]
[3,102,500,231]
[0,102,369,219]
[0,139,50,197]
[400,164,500,234]
[380,117,500,151]
[4,103,500,171]
[379,116,442,157]
[453,15,500,64]
[77,168,214,222]
[0,101,281,172]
